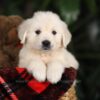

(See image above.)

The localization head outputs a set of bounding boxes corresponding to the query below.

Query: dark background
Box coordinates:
[0,0,100,99]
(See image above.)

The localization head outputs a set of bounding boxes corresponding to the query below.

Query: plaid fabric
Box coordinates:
[0,67,77,100]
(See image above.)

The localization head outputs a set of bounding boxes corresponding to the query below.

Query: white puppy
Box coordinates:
[18,11,79,84]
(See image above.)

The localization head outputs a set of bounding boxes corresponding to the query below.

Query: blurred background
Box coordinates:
[0,0,100,99]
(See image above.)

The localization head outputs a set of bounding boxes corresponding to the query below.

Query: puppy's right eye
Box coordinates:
[35,30,41,35]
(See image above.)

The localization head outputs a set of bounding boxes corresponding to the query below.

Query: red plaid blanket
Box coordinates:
[0,67,77,100]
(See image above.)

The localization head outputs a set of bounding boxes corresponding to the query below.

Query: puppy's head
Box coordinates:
[18,11,71,51]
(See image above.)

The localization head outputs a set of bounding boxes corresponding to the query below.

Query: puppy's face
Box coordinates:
[27,19,63,51]
[18,12,71,51]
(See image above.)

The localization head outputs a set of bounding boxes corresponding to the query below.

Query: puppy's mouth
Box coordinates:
[42,46,51,50]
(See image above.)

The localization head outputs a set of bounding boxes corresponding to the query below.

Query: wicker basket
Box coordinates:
[60,86,77,100]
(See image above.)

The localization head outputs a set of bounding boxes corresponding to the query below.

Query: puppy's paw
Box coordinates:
[47,61,64,84]
[33,68,46,82]
[27,62,46,82]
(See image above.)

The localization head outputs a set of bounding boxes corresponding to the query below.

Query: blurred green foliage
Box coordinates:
[54,0,80,24]
[0,0,100,100]
[0,0,97,24]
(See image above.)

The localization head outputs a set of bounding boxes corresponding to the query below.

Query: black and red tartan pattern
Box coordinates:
[0,66,77,100]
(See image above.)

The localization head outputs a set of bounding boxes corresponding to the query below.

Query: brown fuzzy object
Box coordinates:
[0,50,11,67]
[0,15,23,67]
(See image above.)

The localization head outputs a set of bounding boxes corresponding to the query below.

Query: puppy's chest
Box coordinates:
[40,53,52,64]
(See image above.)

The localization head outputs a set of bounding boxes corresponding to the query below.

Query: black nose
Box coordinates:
[42,40,50,47]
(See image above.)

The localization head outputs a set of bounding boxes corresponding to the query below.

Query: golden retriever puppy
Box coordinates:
[18,11,79,83]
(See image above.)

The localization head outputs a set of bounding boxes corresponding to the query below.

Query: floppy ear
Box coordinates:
[62,28,72,47]
[62,23,72,47]
[18,19,32,44]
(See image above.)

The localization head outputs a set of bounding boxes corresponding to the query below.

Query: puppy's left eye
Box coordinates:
[52,30,57,35]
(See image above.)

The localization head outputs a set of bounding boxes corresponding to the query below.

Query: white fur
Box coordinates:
[18,11,79,83]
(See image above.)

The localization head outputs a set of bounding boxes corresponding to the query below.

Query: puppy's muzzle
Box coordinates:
[42,40,51,50]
